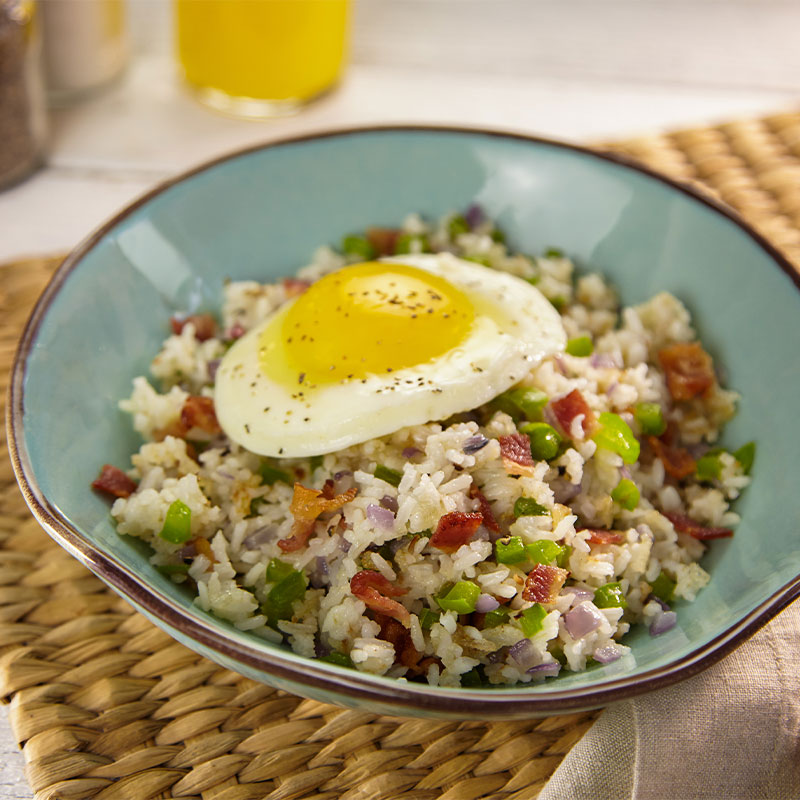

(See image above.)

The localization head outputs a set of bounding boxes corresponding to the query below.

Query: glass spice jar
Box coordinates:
[0,0,46,190]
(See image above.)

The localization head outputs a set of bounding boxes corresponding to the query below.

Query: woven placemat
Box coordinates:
[2,111,800,800]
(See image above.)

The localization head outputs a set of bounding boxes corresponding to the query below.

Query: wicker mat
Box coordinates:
[2,111,799,800]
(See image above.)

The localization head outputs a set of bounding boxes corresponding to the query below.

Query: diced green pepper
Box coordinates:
[263,569,307,627]
[495,536,527,564]
[734,441,755,474]
[266,557,296,584]
[482,607,509,629]
[592,412,641,464]
[490,228,506,244]
[593,581,628,609]
[159,499,192,544]
[156,563,191,575]
[465,254,492,267]
[650,571,676,604]
[394,233,430,254]
[419,608,441,629]
[319,651,354,668]
[634,402,666,437]
[448,214,470,238]
[555,545,572,569]
[695,453,723,482]
[437,581,480,614]
[341,234,376,261]
[259,461,291,486]
[520,421,562,461]
[374,464,402,487]
[544,247,564,259]
[513,497,549,518]
[566,336,593,357]
[549,296,566,313]
[494,387,549,422]
[460,666,485,687]
[611,478,640,511]
[309,454,323,473]
[525,540,566,566]
[519,603,547,637]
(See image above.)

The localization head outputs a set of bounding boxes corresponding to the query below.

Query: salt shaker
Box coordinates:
[0,0,47,190]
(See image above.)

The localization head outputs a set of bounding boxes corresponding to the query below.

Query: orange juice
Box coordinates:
[175,0,350,116]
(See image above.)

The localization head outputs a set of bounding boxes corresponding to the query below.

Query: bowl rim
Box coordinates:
[7,123,800,717]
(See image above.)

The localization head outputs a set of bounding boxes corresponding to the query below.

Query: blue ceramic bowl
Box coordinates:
[8,127,800,719]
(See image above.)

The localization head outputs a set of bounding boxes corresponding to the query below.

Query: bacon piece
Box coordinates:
[658,342,715,401]
[282,277,311,298]
[279,483,358,552]
[181,395,222,436]
[375,613,423,670]
[366,226,400,256]
[350,570,410,627]
[193,537,216,564]
[469,484,500,534]
[582,529,625,545]
[550,389,599,439]
[170,313,218,342]
[499,432,536,477]
[663,511,733,540]
[225,322,246,340]
[91,464,137,498]
[523,564,569,604]
[649,436,696,479]
[430,511,483,553]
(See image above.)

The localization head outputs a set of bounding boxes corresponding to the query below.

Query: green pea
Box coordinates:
[593,581,627,609]
[341,234,376,260]
[513,497,549,518]
[494,387,549,422]
[495,536,527,564]
[374,464,402,487]
[566,336,593,357]
[519,421,562,460]
[437,581,480,614]
[519,603,547,636]
[634,403,666,437]
[611,478,640,510]
[159,499,192,544]
[592,412,641,464]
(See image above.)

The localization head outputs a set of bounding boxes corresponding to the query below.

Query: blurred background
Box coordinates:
[1,0,800,259]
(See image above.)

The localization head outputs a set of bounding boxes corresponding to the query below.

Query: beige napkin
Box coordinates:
[539,598,800,800]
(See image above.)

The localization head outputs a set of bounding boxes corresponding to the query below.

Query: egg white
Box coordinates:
[214,253,566,457]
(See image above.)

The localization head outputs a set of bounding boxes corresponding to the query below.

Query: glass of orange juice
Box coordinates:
[175,0,351,118]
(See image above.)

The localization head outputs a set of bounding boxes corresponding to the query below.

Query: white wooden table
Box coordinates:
[2,0,799,794]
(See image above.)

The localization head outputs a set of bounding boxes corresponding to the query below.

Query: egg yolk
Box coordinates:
[259,262,475,386]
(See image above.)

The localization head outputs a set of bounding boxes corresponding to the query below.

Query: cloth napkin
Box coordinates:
[539,598,800,800]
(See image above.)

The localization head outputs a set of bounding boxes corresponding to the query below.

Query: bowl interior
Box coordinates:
[16,128,800,706]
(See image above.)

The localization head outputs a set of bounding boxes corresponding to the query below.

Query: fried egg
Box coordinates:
[214,253,566,457]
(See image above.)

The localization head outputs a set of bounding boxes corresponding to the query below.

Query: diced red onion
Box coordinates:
[463,435,489,454]
[402,447,421,459]
[555,481,581,503]
[217,470,236,480]
[650,610,677,636]
[527,661,561,677]
[465,204,485,229]
[687,443,710,459]
[379,494,399,513]
[314,635,330,658]
[564,603,604,639]
[590,353,619,369]
[475,593,500,613]
[207,359,221,381]
[333,471,354,493]
[225,323,245,340]
[367,504,395,530]
[651,595,671,612]
[340,538,351,553]
[508,638,536,668]
[487,647,507,664]
[554,355,568,376]
[620,465,631,480]
[334,470,352,480]
[561,587,594,605]
[310,556,330,589]
[177,541,197,559]
[243,526,277,549]
[593,644,624,664]
[605,381,618,397]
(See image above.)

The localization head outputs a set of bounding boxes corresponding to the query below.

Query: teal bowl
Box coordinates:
[8,127,800,718]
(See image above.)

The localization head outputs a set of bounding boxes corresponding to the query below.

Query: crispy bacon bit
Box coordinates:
[582,529,625,545]
[499,432,536,476]
[193,537,216,564]
[350,570,410,627]
[375,613,423,670]
[649,436,696,479]
[170,313,218,342]
[278,483,358,552]
[550,389,598,438]
[91,464,137,498]
[366,226,400,256]
[469,484,500,534]
[658,342,715,401]
[282,277,311,298]
[663,511,733,540]
[523,564,569,604]
[430,511,484,553]
[181,395,222,436]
